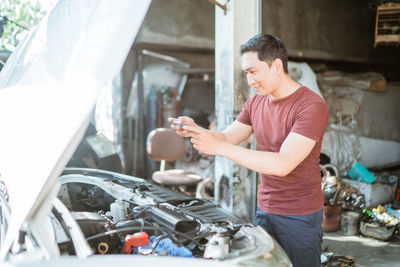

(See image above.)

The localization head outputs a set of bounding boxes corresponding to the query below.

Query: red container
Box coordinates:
[322,205,341,232]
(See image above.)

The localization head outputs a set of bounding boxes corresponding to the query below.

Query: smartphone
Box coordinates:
[171,120,185,129]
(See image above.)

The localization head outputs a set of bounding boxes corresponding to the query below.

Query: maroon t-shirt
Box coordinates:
[237,86,328,215]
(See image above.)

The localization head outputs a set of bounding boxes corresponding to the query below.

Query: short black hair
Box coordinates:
[240,33,288,73]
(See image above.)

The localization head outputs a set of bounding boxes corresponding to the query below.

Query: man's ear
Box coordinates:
[272,58,284,73]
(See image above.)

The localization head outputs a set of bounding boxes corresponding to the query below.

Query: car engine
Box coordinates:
[56,168,261,260]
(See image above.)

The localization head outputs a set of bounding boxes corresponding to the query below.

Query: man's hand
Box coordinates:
[184,125,224,156]
[168,116,196,138]
[168,116,222,155]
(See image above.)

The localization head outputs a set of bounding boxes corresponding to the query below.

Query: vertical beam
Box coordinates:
[214,0,261,218]
[132,49,146,177]
[251,0,261,223]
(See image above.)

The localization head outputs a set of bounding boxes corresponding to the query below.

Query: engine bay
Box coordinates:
[55,168,261,260]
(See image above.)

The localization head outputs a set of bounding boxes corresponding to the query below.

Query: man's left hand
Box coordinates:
[184,125,223,156]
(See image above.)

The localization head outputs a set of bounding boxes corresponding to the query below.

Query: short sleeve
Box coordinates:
[236,96,253,125]
[291,101,328,142]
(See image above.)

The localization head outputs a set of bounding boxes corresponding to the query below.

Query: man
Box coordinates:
[170,33,328,267]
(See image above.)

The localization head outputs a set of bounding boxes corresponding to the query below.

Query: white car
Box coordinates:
[0,1,292,266]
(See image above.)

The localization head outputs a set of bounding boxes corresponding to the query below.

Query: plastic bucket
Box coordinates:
[347,162,376,184]
[341,211,360,235]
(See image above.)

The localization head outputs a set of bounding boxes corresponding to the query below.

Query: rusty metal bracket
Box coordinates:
[208,0,228,14]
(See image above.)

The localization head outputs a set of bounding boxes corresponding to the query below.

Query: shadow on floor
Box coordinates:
[322,232,400,267]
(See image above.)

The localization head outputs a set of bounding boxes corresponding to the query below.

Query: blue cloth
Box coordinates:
[255,208,323,267]
[137,236,193,257]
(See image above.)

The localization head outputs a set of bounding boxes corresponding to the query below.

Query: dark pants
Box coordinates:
[255,208,323,267]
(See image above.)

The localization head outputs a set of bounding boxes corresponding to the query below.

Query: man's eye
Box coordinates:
[244,70,255,75]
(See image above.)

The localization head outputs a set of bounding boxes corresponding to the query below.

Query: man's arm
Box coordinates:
[169,117,253,145]
[213,120,253,145]
[187,127,316,177]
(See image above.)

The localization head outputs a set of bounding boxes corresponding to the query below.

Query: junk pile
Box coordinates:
[361,205,400,240]
[321,161,400,240]
[321,252,355,267]
[317,69,400,241]
[321,163,366,233]
[321,163,366,211]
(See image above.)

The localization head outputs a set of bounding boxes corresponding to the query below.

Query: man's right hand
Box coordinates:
[168,116,197,138]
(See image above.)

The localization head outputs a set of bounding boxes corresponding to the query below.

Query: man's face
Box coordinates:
[241,51,278,96]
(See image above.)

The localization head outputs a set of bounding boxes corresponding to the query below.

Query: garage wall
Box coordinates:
[262,0,400,66]
[135,0,399,67]
[135,0,214,50]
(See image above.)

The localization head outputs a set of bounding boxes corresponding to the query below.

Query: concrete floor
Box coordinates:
[322,232,400,267]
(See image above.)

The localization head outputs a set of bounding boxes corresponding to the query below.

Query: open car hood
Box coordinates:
[0,0,151,259]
